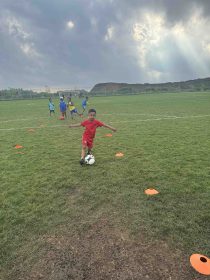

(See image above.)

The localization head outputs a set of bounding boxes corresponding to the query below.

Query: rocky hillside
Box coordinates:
[90,77,210,95]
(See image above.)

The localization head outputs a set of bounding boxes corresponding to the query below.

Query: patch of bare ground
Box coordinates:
[9,218,209,280]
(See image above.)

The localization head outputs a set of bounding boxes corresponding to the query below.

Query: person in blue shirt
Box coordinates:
[59,97,67,118]
[82,96,89,113]
[48,98,55,116]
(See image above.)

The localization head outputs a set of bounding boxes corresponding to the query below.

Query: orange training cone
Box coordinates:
[144,188,159,195]
[15,145,23,149]
[106,133,113,137]
[115,152,124,157]
[190,254,210,275]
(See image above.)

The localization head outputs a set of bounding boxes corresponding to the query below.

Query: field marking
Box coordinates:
[111,114,210,124]
[0,117,49,123]
[0,124,67,131]
[0,114,210,132]
[101,113,178,118]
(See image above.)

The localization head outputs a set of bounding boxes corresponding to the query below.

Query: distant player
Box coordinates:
[59,97,67,118]
[67,98,81,119]
[69,108,117,165]
[48,98,55,116]
[82,96,89,113]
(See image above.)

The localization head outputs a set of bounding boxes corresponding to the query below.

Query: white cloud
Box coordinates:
[132,12,167,71]
[67,21,75,29]
[172,23,185,37]
[133,23,148,42]
[20,43,40,58]
[132,13,165,44]
[6,16,30,40]
[105,25,114,41]
[3,14,41,59]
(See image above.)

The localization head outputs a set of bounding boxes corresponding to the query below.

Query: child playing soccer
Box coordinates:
[48,98,55,116]
[69,108,117,165]
[82,96,89,113]
[59,97,67,118]
[67,98,81,119]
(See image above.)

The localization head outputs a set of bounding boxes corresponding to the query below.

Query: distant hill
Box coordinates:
[90,77,210,95]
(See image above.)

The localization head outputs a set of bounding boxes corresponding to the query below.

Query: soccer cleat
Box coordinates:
[79,158,85,165]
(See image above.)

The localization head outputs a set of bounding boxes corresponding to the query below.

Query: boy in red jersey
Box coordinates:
[69,108,117,165]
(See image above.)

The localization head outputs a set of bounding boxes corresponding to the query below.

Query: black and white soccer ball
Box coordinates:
[85,154,95,165]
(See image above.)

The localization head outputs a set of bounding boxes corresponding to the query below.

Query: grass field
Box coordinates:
[1,92,210,279]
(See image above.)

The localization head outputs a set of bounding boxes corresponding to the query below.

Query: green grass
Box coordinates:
[1,92,210,277]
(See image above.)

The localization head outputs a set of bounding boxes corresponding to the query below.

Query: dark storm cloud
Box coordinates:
[116,0,210,23]
[0,0,127,88]
[0,0,210,89]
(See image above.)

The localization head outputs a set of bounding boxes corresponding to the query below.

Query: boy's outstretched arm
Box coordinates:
[103,123,117,132]
[69,123,81,128]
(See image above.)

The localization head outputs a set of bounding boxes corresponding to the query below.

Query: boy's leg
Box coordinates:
[75,109,82,117]
[82,106,86,114]
[80,138,93,165]
[71,111,74,119]
[87,140,93,155]
[87,149,92,155]
[80,144,87,165]
[82,106,85,113]
[81,145,86,159]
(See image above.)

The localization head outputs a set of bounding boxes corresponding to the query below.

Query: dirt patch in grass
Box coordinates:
[9,217,209,280]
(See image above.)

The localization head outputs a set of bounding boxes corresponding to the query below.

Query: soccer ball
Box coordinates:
[85,154,95,165]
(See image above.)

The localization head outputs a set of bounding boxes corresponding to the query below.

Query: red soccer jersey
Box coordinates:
[81,119,104,140]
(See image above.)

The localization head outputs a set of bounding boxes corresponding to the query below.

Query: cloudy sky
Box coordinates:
[1,0,210,89]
